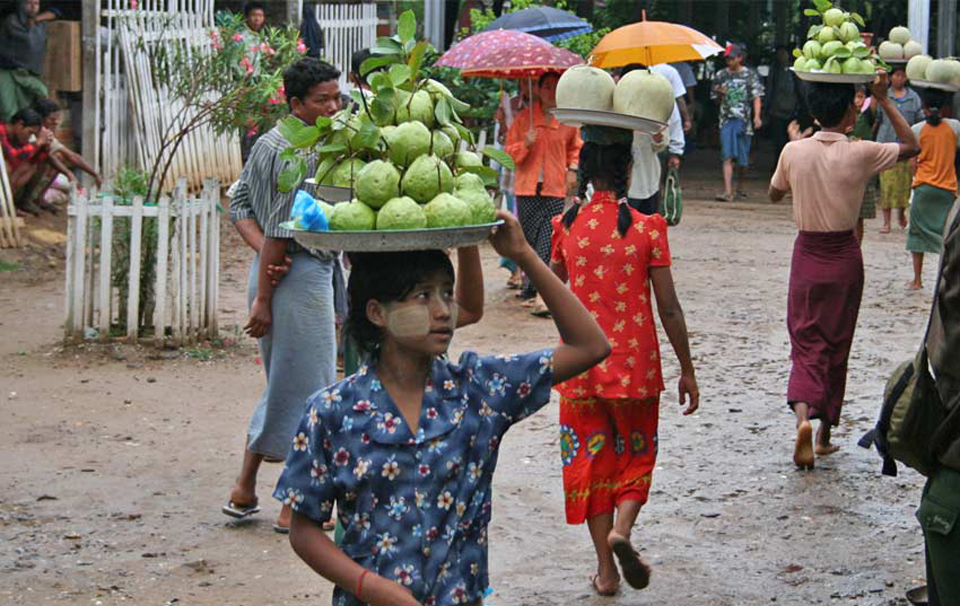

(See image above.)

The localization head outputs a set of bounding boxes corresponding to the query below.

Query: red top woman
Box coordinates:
[550,134,699,596]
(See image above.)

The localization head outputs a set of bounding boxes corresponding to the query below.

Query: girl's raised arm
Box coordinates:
[490,211,610,384]
[455,246,484,327]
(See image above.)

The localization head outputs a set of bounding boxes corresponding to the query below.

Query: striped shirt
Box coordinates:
[230,122,332,258]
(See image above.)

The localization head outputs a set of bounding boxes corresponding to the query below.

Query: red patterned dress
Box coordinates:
[550,190,672,524]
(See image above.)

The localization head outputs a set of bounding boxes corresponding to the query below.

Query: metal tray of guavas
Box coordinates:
[282,220,504,252]
[302,179,354,203]
[549,108,666,134]
[789,68,878,84]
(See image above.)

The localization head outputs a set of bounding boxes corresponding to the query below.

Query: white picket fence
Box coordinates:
[314,2,379,93]
[0,155,20,248]
[65,178,220,345]
[95,0,242,190]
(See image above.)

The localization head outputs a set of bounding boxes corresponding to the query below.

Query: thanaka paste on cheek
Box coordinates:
[383,296,458,339]
[384,305,431,338]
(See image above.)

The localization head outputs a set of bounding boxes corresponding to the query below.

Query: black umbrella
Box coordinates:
[482,6,592,42]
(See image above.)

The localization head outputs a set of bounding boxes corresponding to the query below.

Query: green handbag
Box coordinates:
[660,167,683,226]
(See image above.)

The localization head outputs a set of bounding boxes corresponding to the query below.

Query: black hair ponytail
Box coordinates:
[922,88,950,126]
[563,142,634,236]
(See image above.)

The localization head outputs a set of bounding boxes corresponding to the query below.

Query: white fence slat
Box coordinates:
[187,199,198,341]
[65,197,77,335]
[72,194,88,337]
[98,194,114,340]
[126,196,144,340]
[154,195,170,343]
[178,191,188,344]
[170,196,182,344]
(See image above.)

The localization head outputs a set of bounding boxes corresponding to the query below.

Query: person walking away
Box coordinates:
[849,86,880,244]
[550,135,699,595]
[273,215,611,606]
[505,71,581,317]
[225,58,344,532]
[650,63,692,134]
[905,89,959,290]
[769,46,798,166]
[670,61,697,133]
[0,0,56,123]
[917,195,960,606]
[712,43,763,202]
[495,78,534,289]
[769,74,920,469]
[875,67,923,233]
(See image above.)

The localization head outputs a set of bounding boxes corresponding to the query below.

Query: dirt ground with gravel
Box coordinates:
[0,152,940,606]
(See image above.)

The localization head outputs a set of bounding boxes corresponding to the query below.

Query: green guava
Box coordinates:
[329,199,376,231]
[455,188,497,225]
[431,130,454,159]
[376,196,427,230]
[395,90,434,127]
[454,150,482,172]
[401,155,454,203]
[355,160,401,209]
[823,8,846,28]
[441,125,461,149]
[424,193,471,228]
[386,121,431,167]
[379,125,396,153]
[803,40,822,60]
[315,155,338,185]
[455,172,486,193]
[331,159,367,188]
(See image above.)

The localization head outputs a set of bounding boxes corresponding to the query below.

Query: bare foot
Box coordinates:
[273,504,292,533]
[229,485,257,508]
[591,572,620,596]
[905,280,923,290]
[815,424,840,456]
[899,215,908,230]
[878,225,891,234]
[794,421,815,470]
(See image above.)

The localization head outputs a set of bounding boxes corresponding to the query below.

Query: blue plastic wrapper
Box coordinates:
[291,189,329,231]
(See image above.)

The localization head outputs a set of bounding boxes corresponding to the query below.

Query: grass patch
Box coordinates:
[0,260,19,272]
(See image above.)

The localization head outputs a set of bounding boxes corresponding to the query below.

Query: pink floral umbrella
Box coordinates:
[435,29,582,79]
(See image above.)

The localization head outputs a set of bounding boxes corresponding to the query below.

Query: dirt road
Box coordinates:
[1,192,936,606]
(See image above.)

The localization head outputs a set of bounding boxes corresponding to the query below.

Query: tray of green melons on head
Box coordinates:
[791,1,880,83]
[274,9,518,252]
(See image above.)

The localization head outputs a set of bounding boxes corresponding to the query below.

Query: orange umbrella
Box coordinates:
[590,16,724,68]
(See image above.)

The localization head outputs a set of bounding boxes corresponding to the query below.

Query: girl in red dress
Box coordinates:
[550,135,700,596]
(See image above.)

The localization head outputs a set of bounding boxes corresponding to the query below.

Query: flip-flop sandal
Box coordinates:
[736,190,748,199]
[222,500,261,519]
[610,538,651,590]
[530,306,552,318]
[520,298,538,308]
[591,575,618,597]
[272,523,290,534]
[714,193,733,202]
[506,280,522,290]
[878,226,892,234]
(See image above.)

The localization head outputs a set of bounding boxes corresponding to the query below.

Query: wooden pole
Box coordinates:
[82,0,100,187]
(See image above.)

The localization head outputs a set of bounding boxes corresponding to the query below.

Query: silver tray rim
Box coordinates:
[282,220,505,252]
[549,107,667,134]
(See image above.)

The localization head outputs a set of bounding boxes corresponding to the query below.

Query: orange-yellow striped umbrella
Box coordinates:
[590,18,724,68]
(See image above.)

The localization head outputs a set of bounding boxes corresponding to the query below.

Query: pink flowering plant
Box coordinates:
[132,10,309,197]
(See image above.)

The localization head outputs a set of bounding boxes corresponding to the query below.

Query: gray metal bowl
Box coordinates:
[282,220,504,252]
[302,179,354,202]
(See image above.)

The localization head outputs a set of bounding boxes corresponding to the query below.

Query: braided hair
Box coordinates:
[562,141,634,236]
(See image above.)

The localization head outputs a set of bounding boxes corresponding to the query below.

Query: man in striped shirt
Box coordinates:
[224,58,343,532]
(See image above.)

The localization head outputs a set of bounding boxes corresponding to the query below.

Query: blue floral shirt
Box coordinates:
[274,349,555,606]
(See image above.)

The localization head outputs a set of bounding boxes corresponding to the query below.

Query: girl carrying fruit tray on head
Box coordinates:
[272,213,611,606]
[769,73,920,469]
[549,127,700,596]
